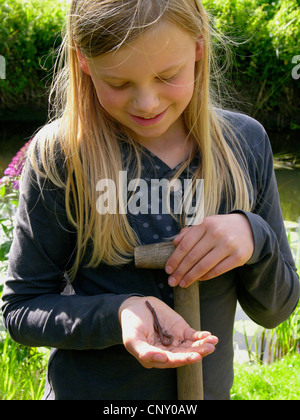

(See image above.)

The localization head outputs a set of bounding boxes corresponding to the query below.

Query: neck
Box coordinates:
[132,119,193,169]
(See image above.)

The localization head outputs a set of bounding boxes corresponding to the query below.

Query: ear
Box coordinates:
[74,43,91,76]
[195,37,204,62]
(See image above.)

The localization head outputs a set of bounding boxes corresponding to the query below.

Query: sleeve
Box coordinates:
[233,129,299,329]
[1,152,137,350]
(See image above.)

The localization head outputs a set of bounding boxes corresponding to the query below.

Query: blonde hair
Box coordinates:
[30,0,253,279]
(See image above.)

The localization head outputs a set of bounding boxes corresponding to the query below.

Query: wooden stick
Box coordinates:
[173,281,203,400]
[134,242,176,269]
[134,242,204,400]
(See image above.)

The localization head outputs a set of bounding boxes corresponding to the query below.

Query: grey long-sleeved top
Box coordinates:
[1,111,299,400]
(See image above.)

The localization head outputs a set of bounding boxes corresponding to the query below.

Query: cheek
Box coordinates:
[165,71,195,105]
[171,66,196,105]
[166,83,194,106]
[93,83,126,113]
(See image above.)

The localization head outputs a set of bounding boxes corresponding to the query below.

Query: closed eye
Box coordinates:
[106,72,179,89]
[157,73,179,84]
[108,82,131,90]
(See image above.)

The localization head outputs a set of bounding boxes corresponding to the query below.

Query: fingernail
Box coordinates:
[168,276,177,287]
[179,280,186,288]
[174,235,182,245]
[202,344,215,355]
[175,231,185,242]
[166,265,173,275]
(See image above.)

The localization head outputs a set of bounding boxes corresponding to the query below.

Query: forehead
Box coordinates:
[89,21,196,75]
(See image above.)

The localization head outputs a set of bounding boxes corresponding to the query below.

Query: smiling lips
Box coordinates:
[129,109,167,126]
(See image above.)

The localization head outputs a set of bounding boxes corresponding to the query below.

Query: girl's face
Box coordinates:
[78,22,202,146]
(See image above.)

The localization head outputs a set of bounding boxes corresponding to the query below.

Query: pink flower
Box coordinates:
[2,139,32,190]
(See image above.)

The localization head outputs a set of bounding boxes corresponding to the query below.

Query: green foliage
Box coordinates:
[0,0,68,107]
[234,221,300,366]
[203,0,300,121]
[0,157,50,401]
[0,334,49,400]
[0,187,17,279]
[231,354,300,400]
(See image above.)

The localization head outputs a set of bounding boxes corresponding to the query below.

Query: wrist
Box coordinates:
[118,296,144,324]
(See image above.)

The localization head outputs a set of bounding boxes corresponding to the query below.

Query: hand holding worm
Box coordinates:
[118,296,218,369]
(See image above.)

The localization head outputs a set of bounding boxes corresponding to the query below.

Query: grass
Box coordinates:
[0,333,50,400]
[231,354,300,400]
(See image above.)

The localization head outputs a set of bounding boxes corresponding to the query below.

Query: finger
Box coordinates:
[190,341,216,357]
[178,246,229,287]
[129,340,168,367]
[130,339,217,369]
[166,226,206,278]
[164,351,202,367]
[186,329,215,341]
[191,335,219,349]
[133,341,201,369]
[180,329,218,349]
[173,227,190,245]
[172,340,216,356]
[199,255,241,281]
[186,330,218,350]
[168,238,213,287]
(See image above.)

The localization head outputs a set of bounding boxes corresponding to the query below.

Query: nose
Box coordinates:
[131,86,160,115]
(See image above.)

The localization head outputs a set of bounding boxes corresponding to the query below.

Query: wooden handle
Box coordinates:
[174,281,203,400]
[134,242,203,400]
[134,242,175,269]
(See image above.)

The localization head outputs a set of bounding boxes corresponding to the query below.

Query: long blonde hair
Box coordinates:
[30,0,253,279]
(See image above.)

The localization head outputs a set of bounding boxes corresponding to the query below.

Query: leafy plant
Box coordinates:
[0,0,68,108]
[232,354,300,400]
[203,0,300,124]
[234,219,300,366]
[0,137,50,401]
[0,139,32,279]
[0,334,50,400]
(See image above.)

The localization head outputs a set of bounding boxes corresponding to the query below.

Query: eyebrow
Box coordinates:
[99,62,184,81]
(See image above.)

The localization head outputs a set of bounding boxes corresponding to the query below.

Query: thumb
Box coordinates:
[128,340,168,366]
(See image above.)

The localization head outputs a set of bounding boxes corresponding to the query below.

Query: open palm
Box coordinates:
[119,296,218,369]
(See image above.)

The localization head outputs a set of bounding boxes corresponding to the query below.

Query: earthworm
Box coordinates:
[145,300,174,346]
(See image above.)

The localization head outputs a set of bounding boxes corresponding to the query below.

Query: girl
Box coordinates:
[2,0,299,400]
